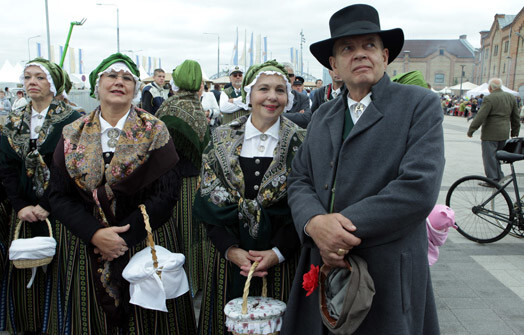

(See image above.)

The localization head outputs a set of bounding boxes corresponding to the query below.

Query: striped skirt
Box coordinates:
[221,110,250,125]
[172,176,208,297]
[2,213,55,334]
[0,199,11,331]
[46,218,197,334]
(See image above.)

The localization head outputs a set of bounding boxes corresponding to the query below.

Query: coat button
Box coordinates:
[324,184,328,190]
[105,152,110,158]
[255,171,260,176]
[254,185,259,190]
[105,164,110,169]
[255,159,260,164]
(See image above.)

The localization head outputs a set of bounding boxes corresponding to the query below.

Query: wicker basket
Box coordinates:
[11,218,53,269]
[224,261,286,335]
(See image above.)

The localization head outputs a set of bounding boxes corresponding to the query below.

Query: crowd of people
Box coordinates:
[2,3,520,335]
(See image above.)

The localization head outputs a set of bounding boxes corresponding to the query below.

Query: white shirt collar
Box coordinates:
[244,114,280,141]
[99,109,131,134]
[347,92,372,109]
[31,106,49,118]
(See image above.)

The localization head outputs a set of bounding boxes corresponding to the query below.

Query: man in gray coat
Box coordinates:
[467,78,520,183]
[281,4,444,334]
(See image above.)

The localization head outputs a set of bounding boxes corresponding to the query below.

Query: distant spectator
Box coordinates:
[211,83,221,103]
[0,91,11,125]
[141,68,169,115]
[11,90,28,110]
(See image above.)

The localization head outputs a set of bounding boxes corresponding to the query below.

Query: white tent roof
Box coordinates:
[438,87,452,94]
[448,81,478,91]
[466,83,519,97]
[0,60,20,83]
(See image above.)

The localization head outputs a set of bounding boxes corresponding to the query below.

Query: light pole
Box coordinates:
[44,0,51,60]
[459,64,465,98]
[27,35,41,60]
[300,30,305,76]
[204,33,220,78]
[97,3,120,53]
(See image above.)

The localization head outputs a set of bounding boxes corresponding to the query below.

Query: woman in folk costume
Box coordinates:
[48,53,196,334]
[0,58,81,334]
[155,60,210,297]
[194,60,303,335]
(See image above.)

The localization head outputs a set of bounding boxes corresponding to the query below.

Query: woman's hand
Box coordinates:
[33,205,50,221]
[227,247,253,276]
[243,250,279,277]
[18,206,38,222]
[91,224,130,261]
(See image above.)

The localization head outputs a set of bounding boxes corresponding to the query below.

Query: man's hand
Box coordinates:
[306,213,361,267]
[91,224,130,261]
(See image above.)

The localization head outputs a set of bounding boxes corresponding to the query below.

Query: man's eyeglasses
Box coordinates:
[288,74,295,78]
[231,73,243,78]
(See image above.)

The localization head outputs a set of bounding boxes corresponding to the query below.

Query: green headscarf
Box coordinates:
[24,58,67,97]
[391,70,429,89]
[240,59,290,103]
[89,52,140,98]
[64,71,73,94]
[173,60,202,92]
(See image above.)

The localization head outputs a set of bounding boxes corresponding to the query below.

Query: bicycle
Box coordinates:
[446,149,524,243]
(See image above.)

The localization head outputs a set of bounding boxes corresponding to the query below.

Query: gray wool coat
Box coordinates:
[281,74,445,335]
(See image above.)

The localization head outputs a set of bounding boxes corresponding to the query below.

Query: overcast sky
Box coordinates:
[1,0,522,80]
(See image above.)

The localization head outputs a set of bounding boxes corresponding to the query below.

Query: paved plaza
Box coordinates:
[433,115,524,334]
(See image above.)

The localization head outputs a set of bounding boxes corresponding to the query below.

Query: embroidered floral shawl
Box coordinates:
[62,106,175,220]
[193,115,304,251]
[0,99,77,198]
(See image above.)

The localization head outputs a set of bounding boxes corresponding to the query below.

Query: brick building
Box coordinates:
[477,8,524,96]
[386,7,524,97]
[386,36,476,91]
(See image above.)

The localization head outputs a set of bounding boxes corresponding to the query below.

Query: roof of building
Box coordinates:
[396,39,476,59]
[498,15,516,29]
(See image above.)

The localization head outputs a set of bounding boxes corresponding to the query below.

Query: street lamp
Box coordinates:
[27,35,41,60]
[204,33,220,78]
[97,3,120,53]
[459,64,465,98]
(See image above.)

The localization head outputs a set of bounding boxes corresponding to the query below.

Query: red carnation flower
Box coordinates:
[302,264,320,296]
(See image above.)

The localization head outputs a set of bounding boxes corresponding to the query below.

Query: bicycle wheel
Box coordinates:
[446,175,514,243]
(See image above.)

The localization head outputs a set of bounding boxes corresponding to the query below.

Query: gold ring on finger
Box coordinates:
[337,248,348,256]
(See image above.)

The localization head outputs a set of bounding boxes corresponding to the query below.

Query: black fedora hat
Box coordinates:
[310,4,404,69]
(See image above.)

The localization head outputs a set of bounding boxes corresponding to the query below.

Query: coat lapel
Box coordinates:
[345,102,383,142]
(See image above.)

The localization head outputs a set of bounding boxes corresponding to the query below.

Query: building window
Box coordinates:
[439,49,444,55]
[393,70,397,76]
[503,63,506,73]
[435,73,445,84]
[485,48,490,58]
[504,41,509,53]
[494,45,498,56]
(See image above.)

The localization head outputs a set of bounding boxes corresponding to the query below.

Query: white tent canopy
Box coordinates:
[0,60,20,83]
[448,81,478,91]
[466,82,520,98]
[438,87,452,94]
